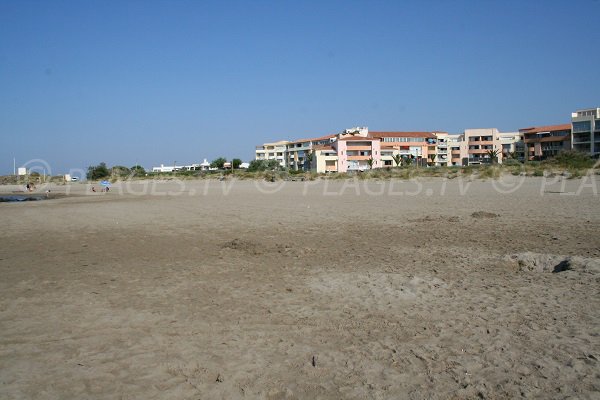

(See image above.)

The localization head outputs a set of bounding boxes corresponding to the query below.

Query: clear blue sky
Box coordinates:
[1,0,599,175]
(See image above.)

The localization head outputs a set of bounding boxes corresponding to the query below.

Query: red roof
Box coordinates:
[369,131,436,139]
[519,124,571,134]
[313,144,335,151]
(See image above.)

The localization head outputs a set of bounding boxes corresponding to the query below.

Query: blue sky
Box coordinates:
[1,0,599,175]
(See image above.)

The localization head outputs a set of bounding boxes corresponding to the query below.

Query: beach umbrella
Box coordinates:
[100,180,111,187]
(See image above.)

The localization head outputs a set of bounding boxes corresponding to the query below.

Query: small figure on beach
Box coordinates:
[91,187,96,192]
[26,183,30,192]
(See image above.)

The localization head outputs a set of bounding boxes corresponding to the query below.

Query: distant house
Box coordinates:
[200,159,211,171]
[152,163,202,173]
[152,164,177,173]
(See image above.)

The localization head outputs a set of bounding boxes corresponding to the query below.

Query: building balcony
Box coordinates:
[347,155,372,161]
[469,140,493,145]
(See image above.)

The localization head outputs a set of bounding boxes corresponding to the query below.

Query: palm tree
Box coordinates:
[304,150,314,171]
[428,154,437,166]
[403,155,413,167]
[486,149,500,164]
[392,154,402,168]
[367,157,374,169]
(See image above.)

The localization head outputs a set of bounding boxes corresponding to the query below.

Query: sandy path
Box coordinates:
[1,178,599,399]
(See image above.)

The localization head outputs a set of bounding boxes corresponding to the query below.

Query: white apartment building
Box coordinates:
[255,140,289,167]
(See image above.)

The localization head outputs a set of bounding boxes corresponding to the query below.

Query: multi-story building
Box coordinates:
[571,108,600,156]
[255,141,289,167]
[334,135,382,172]
[462,128,505,165]
[519,124,571,161]
[447,134,463,166]
[371,131,437,168]
[497,132,524,161]
[434,132,449,166]
[256,126,526,172]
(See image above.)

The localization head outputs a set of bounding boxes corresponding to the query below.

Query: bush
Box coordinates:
[210,157,227,169]
[87,163,110,180]
[248,159,281,172]
[130,165,146,176]
[547,151,595,169]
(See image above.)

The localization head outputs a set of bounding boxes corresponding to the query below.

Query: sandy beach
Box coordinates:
[1,177,599,399]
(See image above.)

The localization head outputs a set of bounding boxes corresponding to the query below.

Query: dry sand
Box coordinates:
[1,177,599,399]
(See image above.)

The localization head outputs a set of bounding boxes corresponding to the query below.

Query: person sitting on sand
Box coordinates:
[91,187,96,192]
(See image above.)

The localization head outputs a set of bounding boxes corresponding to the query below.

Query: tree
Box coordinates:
[367,157,374,169]
[210,157,227,169]
[392,154,402,167]
[428,154,437,166]
[130,165,146,176]
[486,149,500,164]
[304,150,314,171]
[111,165,130,177]
[403,155,413,167]
[231,158,242,169]
[248,159,280,172]
[87,162,110,180]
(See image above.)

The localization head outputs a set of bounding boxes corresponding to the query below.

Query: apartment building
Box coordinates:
[519,124,571,161]
[256,125,532,172]
[286,133,337,171]
[371,131,437,168]
[255,141,289,167]
[498,132,524,161]
[335,135,382,172]
[446,134,462,166]
[571,108,600,156]
[434,132,450,166]
[463,128,499,165]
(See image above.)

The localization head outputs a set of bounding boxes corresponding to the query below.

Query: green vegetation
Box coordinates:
[247,159,281,172]
[77,150,596,183]
[87,162,110,180]
[546,150,595,169]
[232,158,243,169]
[210,157,227,169]
[486,149,500,164]
[111,165,131,177]
[130,165,146,176]
[367,157,374,169]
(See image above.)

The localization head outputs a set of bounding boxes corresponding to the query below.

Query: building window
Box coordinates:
[573,121,591,133]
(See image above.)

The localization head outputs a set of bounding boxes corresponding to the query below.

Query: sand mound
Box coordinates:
[505,252,600,273]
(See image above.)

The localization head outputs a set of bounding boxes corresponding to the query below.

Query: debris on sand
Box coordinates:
[504,252,600,273]
[221,239,262,255]
[471,211,499,219]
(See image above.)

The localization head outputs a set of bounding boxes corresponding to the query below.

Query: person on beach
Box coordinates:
[26,183,30,192]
